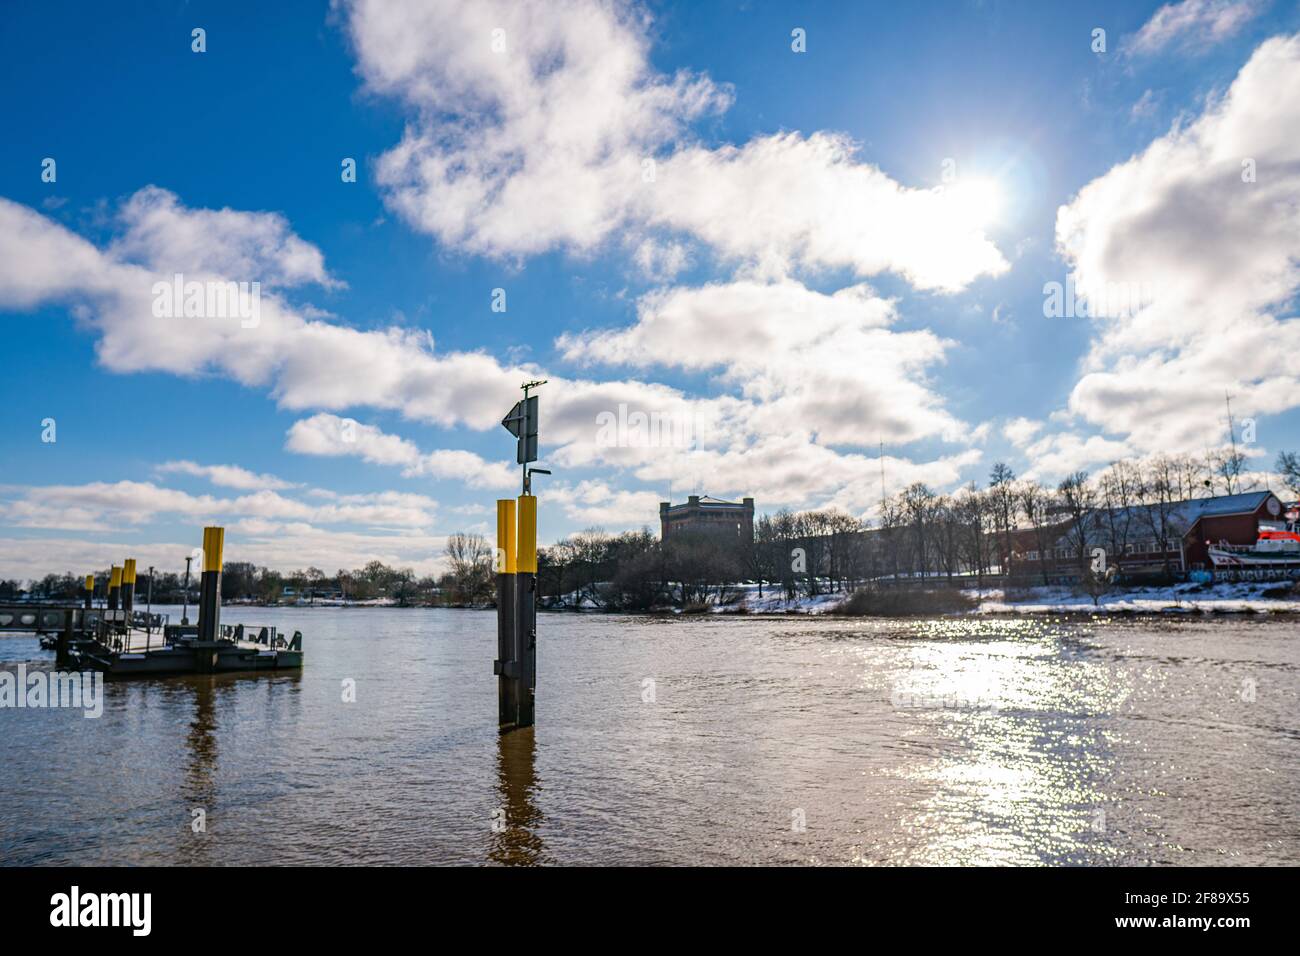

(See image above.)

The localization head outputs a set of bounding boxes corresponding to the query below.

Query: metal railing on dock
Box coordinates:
[220,623,301,651]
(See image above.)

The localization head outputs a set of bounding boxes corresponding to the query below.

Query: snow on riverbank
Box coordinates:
[724,580,1300,615]
[543,579,1300,615]
[966,581,1300,615]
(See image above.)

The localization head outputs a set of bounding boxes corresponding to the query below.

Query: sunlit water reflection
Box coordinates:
[1,608,1295,865]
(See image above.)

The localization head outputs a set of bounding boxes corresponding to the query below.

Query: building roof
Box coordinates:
[1188,490,1275,518]
[663,495,750,512]
[1009,490,1280,554]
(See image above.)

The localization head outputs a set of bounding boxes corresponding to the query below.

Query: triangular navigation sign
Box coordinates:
[501,396,538,463]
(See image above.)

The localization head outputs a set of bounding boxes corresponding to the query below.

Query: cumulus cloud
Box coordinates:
[1054,32,1300,454]
[559,279,967,447]
[109,186,341,289]
[1003,417,1043,448]
[0,189,738,457]
[285,413,517,489]
[156,460,298,491]
[0,188,529,429]
[0,480,439,531]
[546,480,667,528]
[0,528,452,582]
[0,187,995,521]
[343,0,1008,289]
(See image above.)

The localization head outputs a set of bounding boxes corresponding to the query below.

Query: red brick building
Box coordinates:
[1001,490,1287,581]
[1182,491,1289,569]
[659,495,755,542]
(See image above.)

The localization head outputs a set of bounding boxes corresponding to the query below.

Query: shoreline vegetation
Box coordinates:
[12,576,1297,617]
[10,456,1300,618]
[194,578,1300,617]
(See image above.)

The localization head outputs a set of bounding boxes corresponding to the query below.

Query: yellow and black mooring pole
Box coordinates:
[497,380,548,730]
[121,558,137,616]
[83,574,94,610]
[515,492,538,728]
[495,498,518,726]
[106,565,122,612]
[197,526,224,646]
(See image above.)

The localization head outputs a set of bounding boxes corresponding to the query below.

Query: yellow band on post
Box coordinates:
[202,526,225,572]
[85,574,94,591]
[517,495,537,573]
[122,559,137,584]
[109,566,122,588]
[496,499,517,574]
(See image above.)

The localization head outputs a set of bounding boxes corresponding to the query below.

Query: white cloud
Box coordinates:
[546,480,666,528]
[0,188,526,429]
[0,528,452,582]
[1017,432,1135,482]
[0,480,439,532]
[156,460,297,491]
[1129,88,1162,121]
[559,279,968,448]
[1003,417,1043,448]
[1055,33,1300,453]
[0,189,997,522]
[344,0,1008,290]
[285,413,517,489]
[632,237,690,281]
[109,186,341,289]
[1127,0,1264,56]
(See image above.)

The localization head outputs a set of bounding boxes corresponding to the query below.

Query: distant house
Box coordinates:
[1180,491,1289,568]
[660,495,755,542]
[1003,490,1286,582]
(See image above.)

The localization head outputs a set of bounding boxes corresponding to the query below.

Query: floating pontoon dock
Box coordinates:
[3,525,303,678]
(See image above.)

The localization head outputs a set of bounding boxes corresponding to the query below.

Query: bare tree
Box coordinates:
[1135,455,1184,579]
[954,484,990,587]
[1097,461,1139,560]
[1057,471,1097,573]
[901,483,937,579]
[444,532,494,605]
[988,462,1017,576]
[1275,450,1300,500]
[1018,481,1055,586]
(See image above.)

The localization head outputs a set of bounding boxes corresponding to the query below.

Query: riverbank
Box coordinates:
[216,579,1300,617]
[737,580,1300,616]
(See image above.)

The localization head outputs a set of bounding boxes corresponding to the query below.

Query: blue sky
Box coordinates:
[2,0,1299,579]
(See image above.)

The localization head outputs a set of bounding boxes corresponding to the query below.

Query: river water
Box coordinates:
[1,607,1296,866]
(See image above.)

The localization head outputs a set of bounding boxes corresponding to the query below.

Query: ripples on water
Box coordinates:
[1,608,1296,866]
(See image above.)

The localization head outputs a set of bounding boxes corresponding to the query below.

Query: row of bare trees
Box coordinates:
[538,529,744,610]
[13,448,1296,607]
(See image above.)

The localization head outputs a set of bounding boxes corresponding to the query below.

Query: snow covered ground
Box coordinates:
[966,580,1300,615]
[543,579,1300,615]
[731,580,1300,615]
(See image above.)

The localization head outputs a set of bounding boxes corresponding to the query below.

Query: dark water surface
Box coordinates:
[1,607,1296,865]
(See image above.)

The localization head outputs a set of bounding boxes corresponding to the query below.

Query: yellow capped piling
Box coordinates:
[495,499,519,727]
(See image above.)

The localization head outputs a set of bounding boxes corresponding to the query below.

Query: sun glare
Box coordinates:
[944,177,1003,229]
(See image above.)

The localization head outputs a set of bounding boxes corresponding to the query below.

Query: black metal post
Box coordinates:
[515,494,537,728]
[181,555,193,625]
[121,558,136,616]
[495,499,518,728]
[107,565,121,612]
[197,528,223,673]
